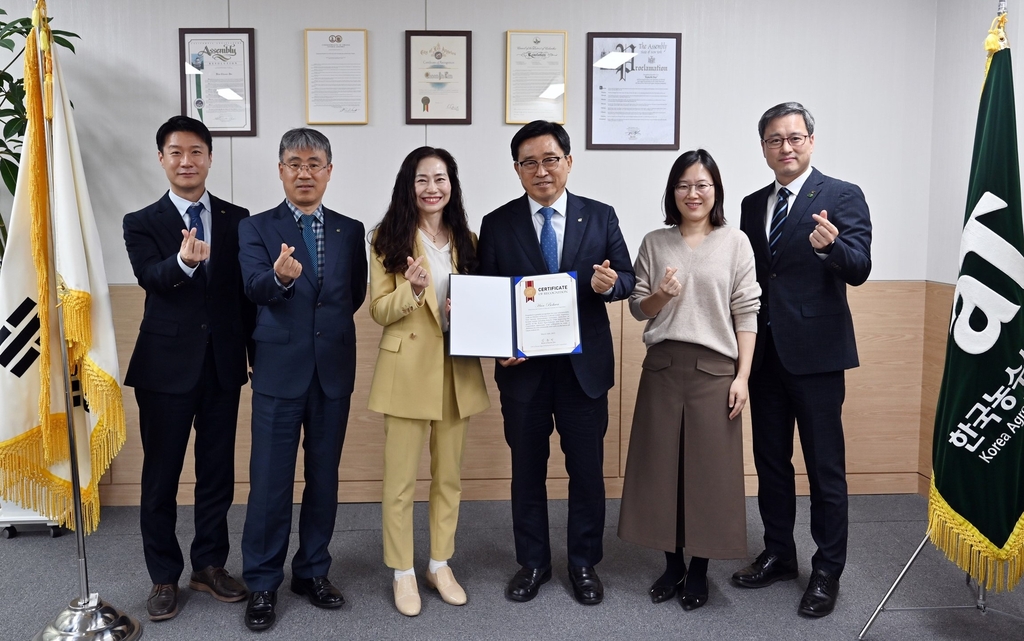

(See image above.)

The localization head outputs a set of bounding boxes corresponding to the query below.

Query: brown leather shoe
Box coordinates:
[147,583,179,621]
[189,566,247,602]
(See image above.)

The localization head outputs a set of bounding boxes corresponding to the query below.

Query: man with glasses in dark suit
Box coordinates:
[478,120,635,606]
[237,128,367,631]
[734,102,872,618]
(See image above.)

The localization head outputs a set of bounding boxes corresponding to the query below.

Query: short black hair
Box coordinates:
[510,120,571,161]
[663,149,726,228]
[156,116,212,153]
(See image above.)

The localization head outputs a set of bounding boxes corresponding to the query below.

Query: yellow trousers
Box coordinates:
[382,355,469,570]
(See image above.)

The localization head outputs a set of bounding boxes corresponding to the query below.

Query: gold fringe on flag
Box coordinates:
[25,28,65,466]
[929,478,1024,592]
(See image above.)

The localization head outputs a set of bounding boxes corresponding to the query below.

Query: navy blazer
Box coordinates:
[123,192,255,394]
[739,168,872,376]
[238,201,367,400]
[477,191,635,401]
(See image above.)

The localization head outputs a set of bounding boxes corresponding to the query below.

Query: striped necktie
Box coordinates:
[768,187,791,257]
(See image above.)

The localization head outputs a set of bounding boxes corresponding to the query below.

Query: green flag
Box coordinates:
[929,16,1024,592]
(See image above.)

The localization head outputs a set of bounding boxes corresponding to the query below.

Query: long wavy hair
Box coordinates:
[373,147,478,275]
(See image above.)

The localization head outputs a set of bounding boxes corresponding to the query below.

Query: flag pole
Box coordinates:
[28,2,140,639]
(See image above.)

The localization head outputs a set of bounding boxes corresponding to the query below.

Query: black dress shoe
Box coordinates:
[679,574,708,611]
[189,566,247,602]
[568,566,604,605]
[648,575,685,604]
[506,566,552,602]
[731,550,798,588]
[244,590,277,631]
[290,575,345,609]
[799,569,839,617]
[146,583,179,621]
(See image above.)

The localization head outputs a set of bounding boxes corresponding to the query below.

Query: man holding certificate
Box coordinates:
[477,120,635,605]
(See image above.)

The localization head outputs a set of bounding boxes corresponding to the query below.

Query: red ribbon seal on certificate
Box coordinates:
[524,280,536,302]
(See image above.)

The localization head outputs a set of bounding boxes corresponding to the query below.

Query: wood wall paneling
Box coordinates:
[102,281,931,505]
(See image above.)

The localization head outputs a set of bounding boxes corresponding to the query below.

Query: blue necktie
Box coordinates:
[768,187,791,257]
[186,202,204,241]
[301,214,319,280]
[539,207,559,273]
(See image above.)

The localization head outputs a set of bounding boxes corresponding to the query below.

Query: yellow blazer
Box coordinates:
[367,232,490,420]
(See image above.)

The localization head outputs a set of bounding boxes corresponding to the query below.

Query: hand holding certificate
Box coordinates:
[449,272,581,358]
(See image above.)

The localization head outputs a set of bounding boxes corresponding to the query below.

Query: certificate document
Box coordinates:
[506,31,566,124]
[449,272,581,358]
[514,273,580,356]
[305,29,368,125]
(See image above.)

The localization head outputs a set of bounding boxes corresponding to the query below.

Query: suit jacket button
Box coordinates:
[317,302,323,308]
[200,323,207,330]
[316,331,322,337]
[409,333,417,340]
[770,273,777,279]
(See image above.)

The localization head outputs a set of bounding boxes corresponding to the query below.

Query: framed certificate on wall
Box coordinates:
[305,29,368,125]
[406,30,472,125]
[179,28,257,136]
[586,32,681,150]
[506,30,566,124]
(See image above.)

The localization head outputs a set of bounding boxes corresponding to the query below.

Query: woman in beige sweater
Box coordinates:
[618,149,760,610]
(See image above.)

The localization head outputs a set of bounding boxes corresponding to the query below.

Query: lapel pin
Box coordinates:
[807,191,816,198]
[336,228,341,232]
[577,217,583,222]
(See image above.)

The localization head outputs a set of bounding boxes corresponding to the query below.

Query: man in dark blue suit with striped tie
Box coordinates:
[123,116,255,621]
[237,128,367,631]
[734,102,872,618]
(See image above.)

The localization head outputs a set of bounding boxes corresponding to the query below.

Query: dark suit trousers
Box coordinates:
[136,343,240,584]
[241,371,349,592]
[748,331,848,578]
[500,356,608,569]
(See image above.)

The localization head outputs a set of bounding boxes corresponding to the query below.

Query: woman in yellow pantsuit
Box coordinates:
[368,147,490,617]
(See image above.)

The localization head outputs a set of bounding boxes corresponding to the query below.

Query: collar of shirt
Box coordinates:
[766,165,814,231]
[285,200,324,225]
[167,189,211,219]
[527,191,568,220]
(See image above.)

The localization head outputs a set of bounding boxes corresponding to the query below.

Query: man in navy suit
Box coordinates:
[237,128,367,631]
[733,102,872,617]
[478,120,635,605]
[123,116,255,621]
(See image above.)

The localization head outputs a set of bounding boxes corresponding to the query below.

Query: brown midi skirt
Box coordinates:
[617,340,747,559]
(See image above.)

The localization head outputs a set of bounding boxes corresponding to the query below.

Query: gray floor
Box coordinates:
[2,495,1022,640]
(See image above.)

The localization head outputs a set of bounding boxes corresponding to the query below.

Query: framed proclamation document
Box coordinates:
[406,30,472,125]
[305,29,368,125]
[586,32,681,150]
[506,30,567,124]
[449,272,581,358]
[179,28,257,136]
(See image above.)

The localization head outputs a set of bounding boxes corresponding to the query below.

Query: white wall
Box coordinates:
[5,0,1004,286]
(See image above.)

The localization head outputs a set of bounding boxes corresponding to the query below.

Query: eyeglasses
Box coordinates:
[675,182,714,195]
[515,156,566,172]
[762,134,810,149]
[282,162,328,175]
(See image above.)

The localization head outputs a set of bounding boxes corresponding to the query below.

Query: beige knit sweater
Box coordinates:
[629,225,761,360]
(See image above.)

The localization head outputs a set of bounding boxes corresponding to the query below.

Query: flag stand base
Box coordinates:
[32,594,141,641]
[858,532,1024,639]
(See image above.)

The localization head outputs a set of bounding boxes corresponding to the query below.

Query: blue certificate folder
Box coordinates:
[448,272,583,359]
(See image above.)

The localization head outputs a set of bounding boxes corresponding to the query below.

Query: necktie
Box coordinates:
[539,207,559,273]
[768,187,791,257]
[186,202,204,241]
[301,214,319,280]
